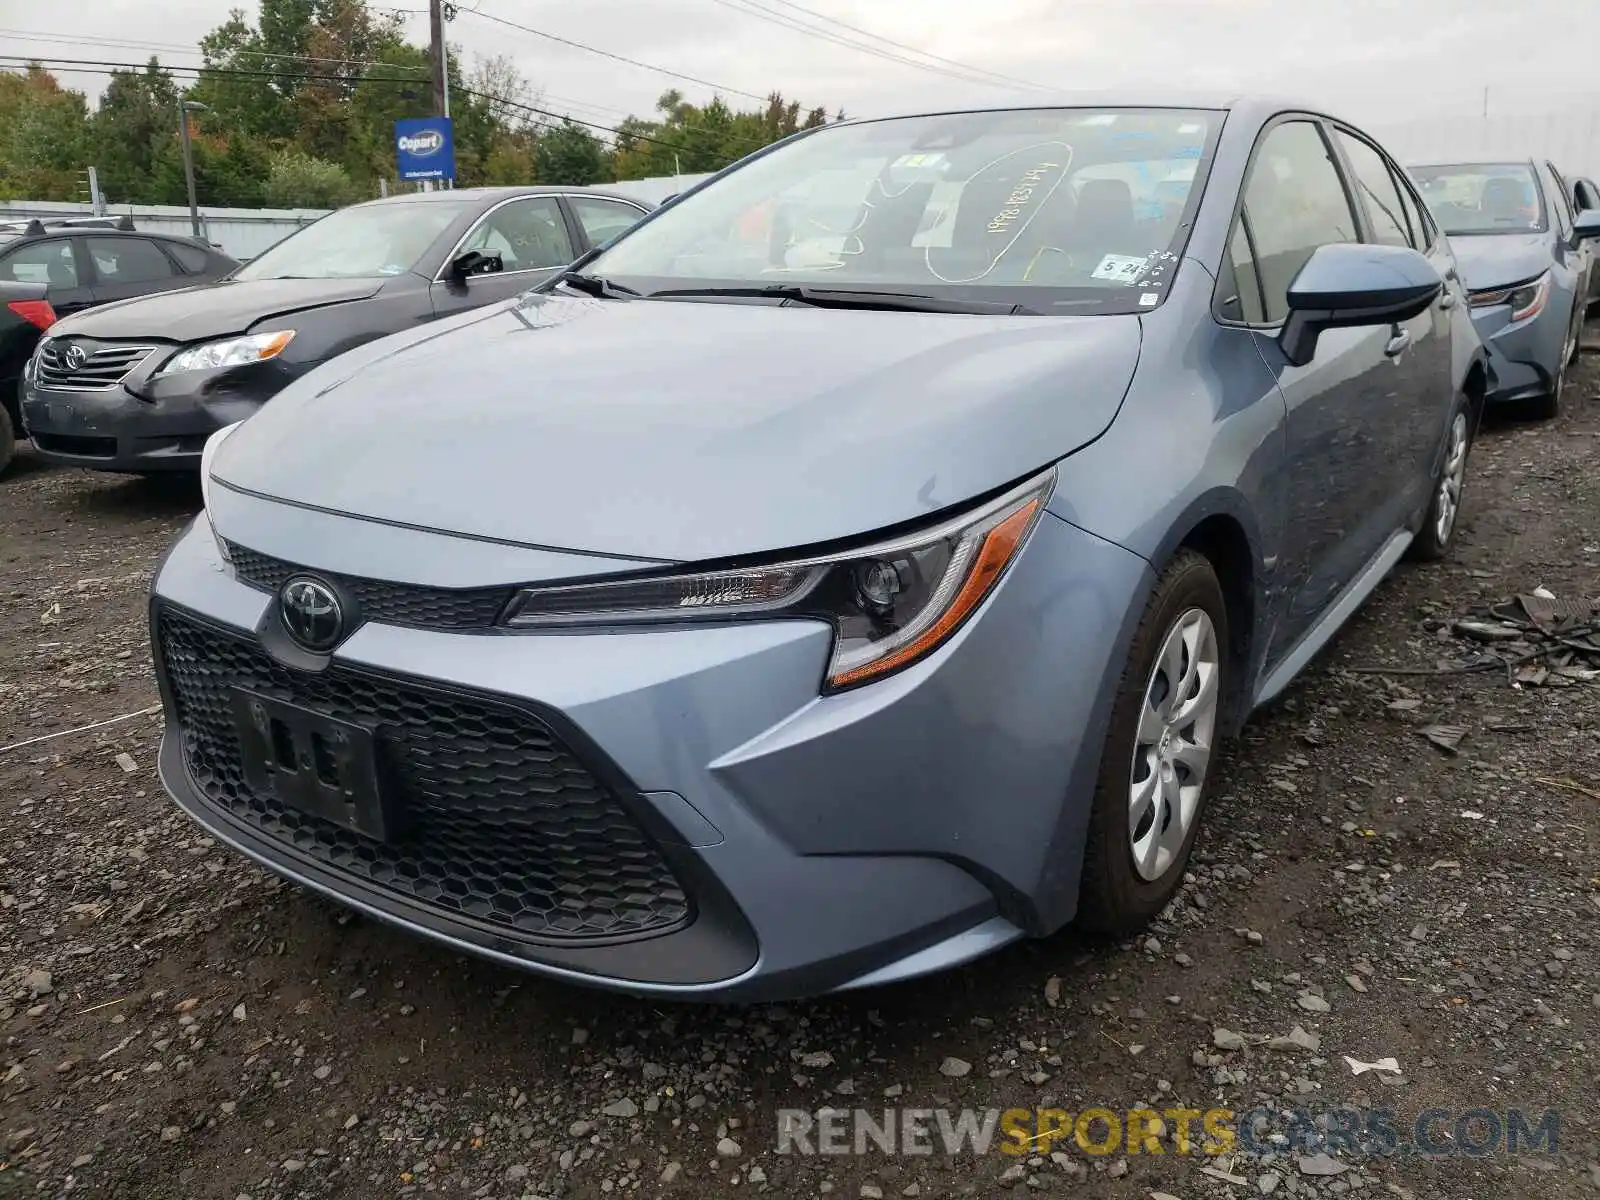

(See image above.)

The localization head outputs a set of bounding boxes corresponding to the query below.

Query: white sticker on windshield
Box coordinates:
[1139,292,1160,307]
[1091,253,1147,284]
[890,152,948,171]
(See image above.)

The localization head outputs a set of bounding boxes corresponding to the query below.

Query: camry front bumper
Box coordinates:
[22,356,296,471]
[150,499,1150,1000]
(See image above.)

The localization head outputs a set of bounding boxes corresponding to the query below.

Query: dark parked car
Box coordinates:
[0,218,237,474]
[20,187,651,472]
[1411,159,1599,417]
[158,96,1490,999]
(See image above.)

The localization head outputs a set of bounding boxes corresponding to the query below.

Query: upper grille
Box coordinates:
[156,607,691,944]
[37,342,156,389]
[227,543,513,630]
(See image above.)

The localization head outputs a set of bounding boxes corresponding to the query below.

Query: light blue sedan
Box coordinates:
[1412,158,1598,418]
[154,95,1525,999]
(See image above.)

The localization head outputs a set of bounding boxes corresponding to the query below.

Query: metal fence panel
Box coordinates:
[0,200,329,260]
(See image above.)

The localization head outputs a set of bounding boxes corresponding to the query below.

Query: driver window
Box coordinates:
[461,198,573,272]
[1239,121,1359,323]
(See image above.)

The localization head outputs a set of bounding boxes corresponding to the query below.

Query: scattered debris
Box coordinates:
[1297,1152,1351,1177]
[1343,1055,1402,1076]
[1267,1026,1321,1053]
[1419,724,1467,754]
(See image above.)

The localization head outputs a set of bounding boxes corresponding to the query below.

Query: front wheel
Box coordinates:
[1077,550,1228,935]
[1407,407,1471,561]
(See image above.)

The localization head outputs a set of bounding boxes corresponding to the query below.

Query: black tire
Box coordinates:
[0,402,14,479]
[1407,405,1472,562]
[1077,550,1229,935]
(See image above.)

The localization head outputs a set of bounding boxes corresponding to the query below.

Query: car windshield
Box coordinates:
[1410,163,1547,236]
[585,107,1221,314]
[234,200,476,281]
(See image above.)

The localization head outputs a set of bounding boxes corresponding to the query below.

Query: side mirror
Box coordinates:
[449,249,504,279]
[1279,242,1443,367]
[1572,208,1600,241]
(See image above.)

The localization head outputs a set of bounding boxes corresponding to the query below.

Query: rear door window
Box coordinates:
[568,196,647,247]
[1334,131,1412,248]
[88,236,179,285]
[164,239,213,273]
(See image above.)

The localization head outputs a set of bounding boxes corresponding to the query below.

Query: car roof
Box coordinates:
[854,91,1336,126]
[353,185,649,209]
[1408,158,1536,169]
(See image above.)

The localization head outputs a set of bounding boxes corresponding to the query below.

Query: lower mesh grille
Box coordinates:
[156,606,691,943]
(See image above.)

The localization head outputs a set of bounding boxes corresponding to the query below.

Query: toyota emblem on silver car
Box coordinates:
[63,344,87,370]
[279,576,344,651]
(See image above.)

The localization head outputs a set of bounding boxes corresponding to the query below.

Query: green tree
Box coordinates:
[89,60,181,204]
[261,148,363,207]
[532,121,610,186]
[0,66,91,200]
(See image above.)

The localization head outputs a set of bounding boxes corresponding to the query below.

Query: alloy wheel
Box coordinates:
[1434,412,1469,547]
[1128,607,1219,882]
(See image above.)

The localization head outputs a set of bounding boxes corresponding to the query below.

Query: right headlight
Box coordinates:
[501,470,1055,692]
[158,330,295,377]
[1469,270,1549,322]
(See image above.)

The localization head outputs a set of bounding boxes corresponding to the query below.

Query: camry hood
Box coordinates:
[53,277,388,342]
[1447,233,1553,292]
[215,293,1142,562]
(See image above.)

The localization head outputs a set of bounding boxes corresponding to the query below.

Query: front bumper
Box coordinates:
[21,359,293,471]
[1469,301,1567,404]
[150,502,1150,999]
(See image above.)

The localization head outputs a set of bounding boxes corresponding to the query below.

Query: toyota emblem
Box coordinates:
[279,576,345,652]
[63,344,87,370]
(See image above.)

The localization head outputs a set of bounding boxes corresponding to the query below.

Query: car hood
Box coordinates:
[1447,233,1553,292]
[52,277,389,342]
[215,294,1143,563]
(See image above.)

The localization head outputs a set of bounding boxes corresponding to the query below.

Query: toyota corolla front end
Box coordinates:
[149,101,1255,999]
[154,457,1148,999]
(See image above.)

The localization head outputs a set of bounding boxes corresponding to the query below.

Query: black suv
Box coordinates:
[1,217,238,474]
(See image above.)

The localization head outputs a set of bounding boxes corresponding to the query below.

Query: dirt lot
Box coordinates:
[2,350,1598,1200]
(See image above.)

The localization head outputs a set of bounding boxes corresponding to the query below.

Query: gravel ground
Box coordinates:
[2,345,1598,1200]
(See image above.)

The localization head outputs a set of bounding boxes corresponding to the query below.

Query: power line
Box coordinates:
[756,0,1049,92]
[710,0,1047,92]
[0,54,769,155]
[0,27,431,74]
[444,7,772,104]
[1,26,641,120]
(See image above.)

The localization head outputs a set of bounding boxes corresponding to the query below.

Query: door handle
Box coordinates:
[1384,330,1411,357]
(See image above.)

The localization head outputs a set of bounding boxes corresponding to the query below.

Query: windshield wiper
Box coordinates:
[646,284,1038,315]
[554,270,640,299]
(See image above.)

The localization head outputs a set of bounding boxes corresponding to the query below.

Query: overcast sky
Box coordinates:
[6,0,1595,136]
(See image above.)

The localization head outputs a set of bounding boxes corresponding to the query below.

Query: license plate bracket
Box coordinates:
[229,689,401,841]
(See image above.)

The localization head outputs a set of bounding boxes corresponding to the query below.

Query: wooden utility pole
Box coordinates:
[429,0,449,119]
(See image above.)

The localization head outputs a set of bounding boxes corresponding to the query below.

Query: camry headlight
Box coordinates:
[158,330,295,377]
[501,470,1054,691]
[1469,271,1549,322]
